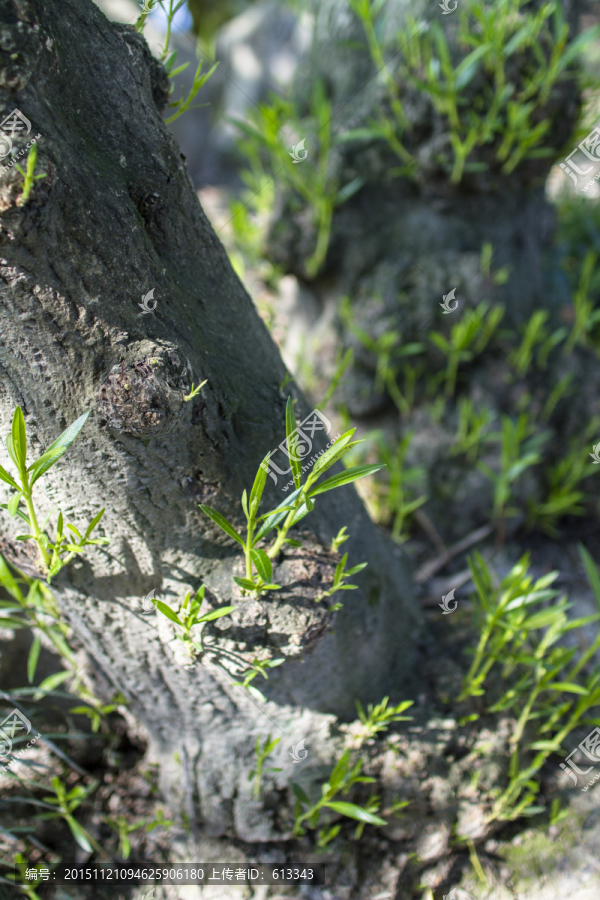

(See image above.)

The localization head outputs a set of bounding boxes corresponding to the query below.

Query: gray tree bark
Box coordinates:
[0,0,419,841]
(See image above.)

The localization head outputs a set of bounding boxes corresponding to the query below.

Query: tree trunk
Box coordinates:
[0,0,419,842]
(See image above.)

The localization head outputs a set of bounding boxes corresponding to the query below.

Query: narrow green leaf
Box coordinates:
[241,489,249,520]
[66,817,92,853]
[84,508,105,540]
[233,576,258,591]
[325,801,386,827]
[521,607,569,630]
[346,562,368,576]
[454,43,492,89]
[527,740,562,751]
[5,434,17,468]
[328,751,350,792]
[28,411,91,486]
[27,634,41,683]
[579,543,600,613]
[310,430,356,479]
[200,504,245,546]
[0,556,26,601]
[197,605,236,622]
[250,548,273,583]
[254,487,303,541]
[7,492,20,517]
[35,669,72,694]
[0,616,30,628]
[309,464,384,497]
[155,600,183,627]
[544,682,589,695]
[0,463,20,491]
[292,783,310,805]
[250,452,270,513]
[11,407,27,473]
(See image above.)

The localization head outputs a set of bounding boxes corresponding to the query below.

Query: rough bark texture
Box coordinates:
[0,0,420,841]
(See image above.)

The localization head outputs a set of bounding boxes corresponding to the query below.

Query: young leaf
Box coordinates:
[11,407,27,473]
[84,508,106,540]
[292,783,310,806]
[155,600,183,627]
[544,682,589,695]
[250,548,273,584]
[241,489,249,520]
[65,817,93,853]
[200,504,245,546]
[579,543,600,612]
[34,669,73,695]
[27,634,42,683]
[0,555,23,601]
[233,576,258,591]
[254,487,303,541]
[346,562,368,576]
[0,463,20,491]
[310,430,356,479]
[197,605,236,622]
[309,464,384,497]
[27,411,91,486]
[325,801,386,826]
[7,492,20,517]
[250,451,270,513]
[328,751,350,793]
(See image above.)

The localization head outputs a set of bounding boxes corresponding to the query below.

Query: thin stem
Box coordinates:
[162,0,174,60]
[22,476,50,570]
[267,501,301,559]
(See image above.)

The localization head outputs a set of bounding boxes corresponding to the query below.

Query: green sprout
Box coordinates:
[201,397,382,596]
[451,397,495,463]
[248,734,282,796]
[477,412,550,541]
[291,749,386,844]
[37,776,102,853]
[14,144,46,206]
[104,815,149,860]
[429,301,504,397]
[458,550,600,822]
[0,408,109,581]
[354,696,414,744]
[153,585,236,657]
[135,0,218,125]
[183,378,207,402]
